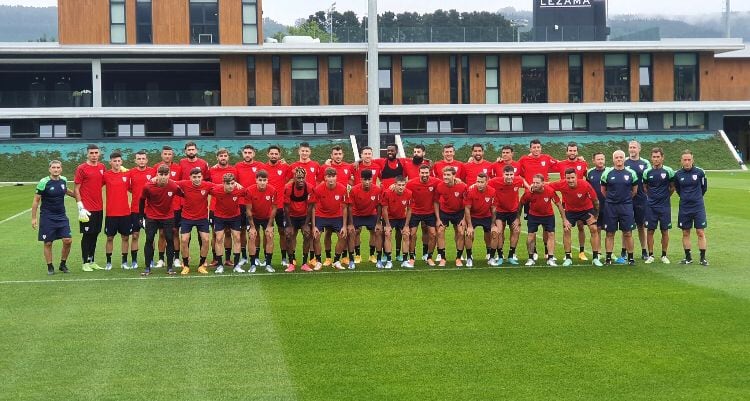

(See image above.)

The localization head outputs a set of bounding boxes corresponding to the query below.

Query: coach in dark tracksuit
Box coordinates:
[674,150,709,266]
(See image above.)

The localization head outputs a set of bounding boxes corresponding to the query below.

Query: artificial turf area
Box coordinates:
[1,171,749,400]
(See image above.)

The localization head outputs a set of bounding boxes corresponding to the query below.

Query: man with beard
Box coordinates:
[405,165,441,268]
[401,144,431,182]
[263,145,292,268]
[554,142,590,262]
[462,143,494,186]
[322,145,354,266]
[209,148,238,267]
[235,144,264,265]
[153,146,183,269]
[434,167,468,267]
[347,170,382,268]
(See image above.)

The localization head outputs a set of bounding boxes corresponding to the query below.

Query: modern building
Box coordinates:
[0,0,749,160]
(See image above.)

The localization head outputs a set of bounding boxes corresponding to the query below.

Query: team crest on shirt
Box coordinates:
[577,193,583,198]
[454,192,460,197]
[639,165,645,170]
[171,171,176,177]
[485,197,491,202]
[625,176,630,181]
[370,196,376,201]
[344,169,349,175]
[335,195,340,200]
[482,169,487,174]
[310,168,315,173]
[277,171,282,176]
[122,177,127,182]
[544,197,549,202]
[428,187,434,192]
[541,161,546,167]
[660,173,666,179]
[42,234,47,239]
[233,197,238,201]
[252,167,257,172]
[99,170,104,175]
[401,200,407,205]
[50,186,55,191]
[61,184,65,190]
[85,227,89,232]
[201,190,206,196]
[146,175,152,180]
[265,195,271,201]
[577,166,582,170]
[692,174,698,180]
[167,192,173,197]
[514,187,519,192]
[371,169,377,175]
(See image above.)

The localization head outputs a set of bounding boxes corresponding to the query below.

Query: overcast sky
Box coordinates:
[2,0,748,25]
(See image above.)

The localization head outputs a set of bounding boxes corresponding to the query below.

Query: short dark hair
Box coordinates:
[184,141,197,150]
[395,175,407,183]
[564,168,576,175]
[651,147,664,156]
[442,166,456,175]
[443,144,455,150]
[567,142,578,149]
[135,150,147,156]
[325,168,337,177]
[386,143,397,149]
[331,145,343,152]
[86,144,99,151]
[222,173,235,183]
[592,152,605,158]
[471,143,484,151]
[216,148,229,156]
[268,145,281,153]
[419,165,430,171]
[189,167,202,176]
[360,146,373,154]
[243,144,256,151]
[255,170,268,179]
[501,145,513,152]
[109,152,122,160]
[162,145,173,151]
[360,169,373,180]
[530,139,541,147]
[413,144,426,151]
[157,165,170,174]
[477,173,488,180]
[503,165,514,173]
[299,142,310,149]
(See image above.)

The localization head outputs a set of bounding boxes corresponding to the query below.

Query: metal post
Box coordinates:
[725,0,731,38]
[366,0,380,151]
[92,59,102,108]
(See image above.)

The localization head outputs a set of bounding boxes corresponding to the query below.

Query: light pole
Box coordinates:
[327,2,336,43]
[510,18,528,42]
[366,0,380,150]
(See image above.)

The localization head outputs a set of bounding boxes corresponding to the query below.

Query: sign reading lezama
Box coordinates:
[539,0,592,7]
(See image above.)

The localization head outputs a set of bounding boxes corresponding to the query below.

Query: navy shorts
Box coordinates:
[603,203,635,233]
[565,209,596,225]
[289,216,308,230]
[352,215,377,230]
[645,206,672,230]
[253,218,271,230]
[130,212,144,232]
[678,208,707,230]
[409,213,436,228]
[439,210,465,227]
[275,210,287,229]
[39,218,71,242]
[527,215,555,233]
[213,215,242,231]
[79,210,103,235]
[180,218,210,234]
[596,207,607,229]
[632,201,646,226]
[315,216,343,232]
[495,211,518,226]
[388,218,406,232]
[471,217,493,232]
[105,215,132,236]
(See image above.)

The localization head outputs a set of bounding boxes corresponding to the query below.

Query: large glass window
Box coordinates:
[242,0,258,44]
[607,113,648,130]
[135,0,152,44]
[247,56,256,106]
[402,55,428,105]
[485,55,499,104]
[522,55,546,103]
[378,56,392,105]
[549,114,587,131]
[568,54,583,103]
[674,53,698,101]
[461,55,470,104]
[639,54,653,102]
[110,0,126,44]
[272,56,281,106]
[487,115,523,132]
[450,56,458,104]
[190,0,219,44]
[291,56,318,106]
[664,112,705,129]
[328,56,343,105]
[604,54,629,102]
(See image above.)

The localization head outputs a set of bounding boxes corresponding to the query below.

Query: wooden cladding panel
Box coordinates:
[392,56,403,105]
[153,0,189,44]
[547,53,568,103]
[469,54,486,104]
[256,0,264,44]
[500,54,521,104]
[319,56,329,106]
[429,54,450,104]
[343,55,366,105]
[653,53,674,101]
[59,0,110,44]
[698,52,717,101]
[583,53,603,102]
[219,0,242,44]
[280,56,291,106]
[220,55,248,106]
[255,55,273,106]
[126,0,136,44]
[709,58,750,101]
[629,53,640,102]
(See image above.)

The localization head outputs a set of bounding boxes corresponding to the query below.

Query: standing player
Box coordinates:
[102,152,132,270]
[289,142,322,187]
[380,176,412,269]
[405,165,440,268]
[74,144,106,272]
[179,141,210,179]
[518,139,558,259]
[263,145,291,267]
[208,148,238,267]
[674,150,708,266]
[353,146,382,186]
[176,167,213,274]
[434,166,468,267]
[283,167,314,272]
[310,168,349,270]
[379,144,406,189]
[492,145,520,177]
[153,145,183,269]
[488,165,526,265]
[462,143,494,186]
[209,173,245,274]
[624,140,652,261]
[322,145,354,266]
[554,142,589,261]
[127,150,154,270]
[235,144,263,264]
[347,170,383,267]
[139,165,182,276]
[32,160,74,275]
[643,147,675,264]
[519,174,564,266]
[401,144,431,182]
[432,144,465,182]
[586,152,608,261]
[245,170,279,273]
[549,168,603,267]
[463,173,496,267]
[601,150,638,265]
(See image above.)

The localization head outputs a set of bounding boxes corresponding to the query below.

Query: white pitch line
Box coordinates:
[0,208,31,225]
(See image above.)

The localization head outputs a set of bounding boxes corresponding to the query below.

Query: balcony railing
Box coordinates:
[102,90,220,107]
[0,90,93,108]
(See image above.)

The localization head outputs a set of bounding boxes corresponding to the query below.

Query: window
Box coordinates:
[247,119,276,136]
[461,55,470,104]
[639,54,653,102]
[0,124,9,138]
[664,112,705,129]
[548,114,587,131]
[402,55,428,105]
[380,117,400,134]
[485,56,500,104]
[190,0,219,44]
[425,116,466,134]
[378,56,393,105]
[487,115,523,132]
[272,56,281,106]
[328,56,343,105]
[39,122,68,138]
[604,54,629,102]
[674,53,698,101]
[135,0,152,44]
[173,121,201,137]
[302,119,328,135]
[522,55,546,103]
[607,113,648,130]
[568,55,583,103]
[291,56,318,106]
[242,0,258,44]
[247,56,256,106]
[110,0,126,44]
[450,56,458,104]
[116,121,146,137]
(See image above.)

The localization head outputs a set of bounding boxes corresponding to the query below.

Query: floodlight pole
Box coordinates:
[725,0,731,38]
[366,0,380,152]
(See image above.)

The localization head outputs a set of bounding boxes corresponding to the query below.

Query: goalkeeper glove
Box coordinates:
[77,201,91,223]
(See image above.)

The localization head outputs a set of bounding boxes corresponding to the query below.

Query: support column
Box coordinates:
[92,59,102,108]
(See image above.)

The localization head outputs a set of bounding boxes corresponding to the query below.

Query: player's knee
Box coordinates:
[62,238,73,245]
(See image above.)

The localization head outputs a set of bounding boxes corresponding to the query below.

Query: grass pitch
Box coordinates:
[1,172,750,400]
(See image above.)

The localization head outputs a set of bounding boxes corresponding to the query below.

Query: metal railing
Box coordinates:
[102,90,221,107]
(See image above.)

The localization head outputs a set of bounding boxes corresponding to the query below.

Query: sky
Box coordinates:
[2,0,749,25]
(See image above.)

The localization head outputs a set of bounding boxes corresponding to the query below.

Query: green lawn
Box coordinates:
[1,172,749,400]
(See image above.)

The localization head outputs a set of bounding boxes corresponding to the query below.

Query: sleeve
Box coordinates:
[701,170,708,195]
[308,187,318,204]
[553,192,561,203]
[587,184,597,200]
[673,172,682,194]
[74,165,83,184]
[667,167,676,181]
[463,190,473,207]
[35,178,47,195]
[140,185,149,202]
[283,187,291,206]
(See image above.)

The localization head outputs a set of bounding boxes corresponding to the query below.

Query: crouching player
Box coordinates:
[32,160,75,275]
[463,173,496,267]
[519,174,564,266]
[209,173,245,274]
[347,170,383,269]
[284,168,314,272]
[176,167,213,274]
[245,170,278,273]
[380,176,412,269]
[139,165,182,276]
[310,168,349,270]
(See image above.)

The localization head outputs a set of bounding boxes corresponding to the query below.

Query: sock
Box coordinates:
[395,247,401,255]
[402,252,409,261]
[579,246,585,252]
[386,252,392,261]
[281,250,287,260]
[174,250,180,260]
[121,253,128,264]
[509,247,516,258]
[529,253,534,259]
[641,248,647,255]
[544,245,549,255]
[131,250,138,262]
[456,249,464,259]
[620,248,626,258]
[593,251,599,259]
[212,252,218,262]
[369,245,375,255]
[334,253,341,262]
[159,251,165,261]
[289,252,296,264]
[427,251,433,260]
[466,249,473,259]
[182,257,189,267]
[302,253,308,264]
[355,246,361,256]
[627,252,634,261]
[684,249,692,261]
[216,256,223,266]
[342,250,348,259]
[234,253,240,266]
[252,252,259,264]
[325,250,332,258]
[409,252,416,260]
[699,249,706,260]
[649,251,654,257]
[547,254,554,260]
[106,253,112,263]
[224,248,231,261]
[199,256,206,266]
[47,263,54,271]
[241,247,247,259]
[315,254,321,264]
[309,251,315,261]
[80,236,88,264]
[438,248,446,259]
[565,252,572,260]
[60,259,67,268]
[498,248,504,258]
[265,253,272,265]
[606,252,612,261]
[377,251,383,260]
[489,249,496,258]
[662,250,667,257]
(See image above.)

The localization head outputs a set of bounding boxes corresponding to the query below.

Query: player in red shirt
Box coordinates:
[289,142,323,187]
[553,142,592,262]
[347,170,382,268]
[208,148,238,267]
[401,144,431,182]
[310,168,349,270]
[264,145,292,267]
[518,139,558,260]
[179,141,210,180]
[138,165,182,276]
[492,145,521,177]
[379,144,407,189]
[235,144,264,265]
[434,166,468,267]
[153,145,184,269]
[518,174,565,266]
[488,165,527,265]
[127,150,154,270]
[74,144,106,271]
[380,176,412,269]
[464,173,497,267]
[102,152,132,271]
[320,145,354,266]
[432,144,466,182]
[176,167,213,274]
[404,165,440,268]
[549,168,602,267]
[209,172,244,274]
[245,170,279,272]
[353,146,383,186]
[283,167,314,272]
[462,143,495,186]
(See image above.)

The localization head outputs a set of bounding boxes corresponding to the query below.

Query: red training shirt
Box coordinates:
[245,184,278,220]
[435,181,468,213]
[127,167,156,213]
[348,183,382,216]
[464,185,497,218]
[489,176,526,213]
[549,179,597,212]
[381,188,412,220]
[520,186,560,217]
[405,177,441,215]
[141,181,181,220]
[103,169,131,217]
[176,180,212,220]
[462,160,495,186]
[284,182,313,218]
[311,182,348,218]
[209,185,243,219]
[74,162,106,211]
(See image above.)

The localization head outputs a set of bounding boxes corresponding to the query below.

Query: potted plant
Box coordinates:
[81,89,93,107]
[72,91,82,107]
[203,90,213,106]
